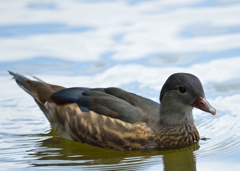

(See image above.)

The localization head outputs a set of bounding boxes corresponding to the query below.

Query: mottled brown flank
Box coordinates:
[44,103,156,149]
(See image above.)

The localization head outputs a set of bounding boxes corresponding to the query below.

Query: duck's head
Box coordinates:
[160,73,216,115]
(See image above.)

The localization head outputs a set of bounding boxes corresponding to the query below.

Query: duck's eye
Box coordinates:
[178,86,187,93]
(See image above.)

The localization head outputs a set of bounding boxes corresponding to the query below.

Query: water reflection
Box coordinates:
[27,129,199,171]
[162,145,199,171]
[1,0,240,170]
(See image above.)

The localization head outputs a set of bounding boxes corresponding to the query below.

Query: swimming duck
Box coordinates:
[9,71,216,150]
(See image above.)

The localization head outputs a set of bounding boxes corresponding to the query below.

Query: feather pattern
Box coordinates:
[9,71,215,150]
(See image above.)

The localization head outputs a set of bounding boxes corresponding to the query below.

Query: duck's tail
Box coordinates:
[8,71,65,104]
[9,71,34,96]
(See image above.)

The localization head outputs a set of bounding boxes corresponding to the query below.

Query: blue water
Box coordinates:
[1,0,240,170]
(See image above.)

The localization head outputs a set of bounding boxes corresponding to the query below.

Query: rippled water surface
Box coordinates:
[1,0,240,170]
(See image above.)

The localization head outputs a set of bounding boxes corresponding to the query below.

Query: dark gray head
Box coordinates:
[160,73,216,115]
[160,73,204,103]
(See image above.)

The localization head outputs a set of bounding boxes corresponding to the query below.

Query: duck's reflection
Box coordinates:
[28,129,199,171]
[162,144,199,171]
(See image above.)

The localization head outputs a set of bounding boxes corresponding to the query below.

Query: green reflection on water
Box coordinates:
[28,129,199,171]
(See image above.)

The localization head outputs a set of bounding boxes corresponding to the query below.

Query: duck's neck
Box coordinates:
[159,102,194,126]
[156,101,199,149]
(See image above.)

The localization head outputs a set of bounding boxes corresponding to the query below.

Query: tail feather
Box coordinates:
[8,71,32,95]
[9,71,66,104]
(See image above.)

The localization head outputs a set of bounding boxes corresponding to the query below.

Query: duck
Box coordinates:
[9,71,216,150]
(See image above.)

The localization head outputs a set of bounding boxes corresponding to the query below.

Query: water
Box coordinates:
[1,0,240,170]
